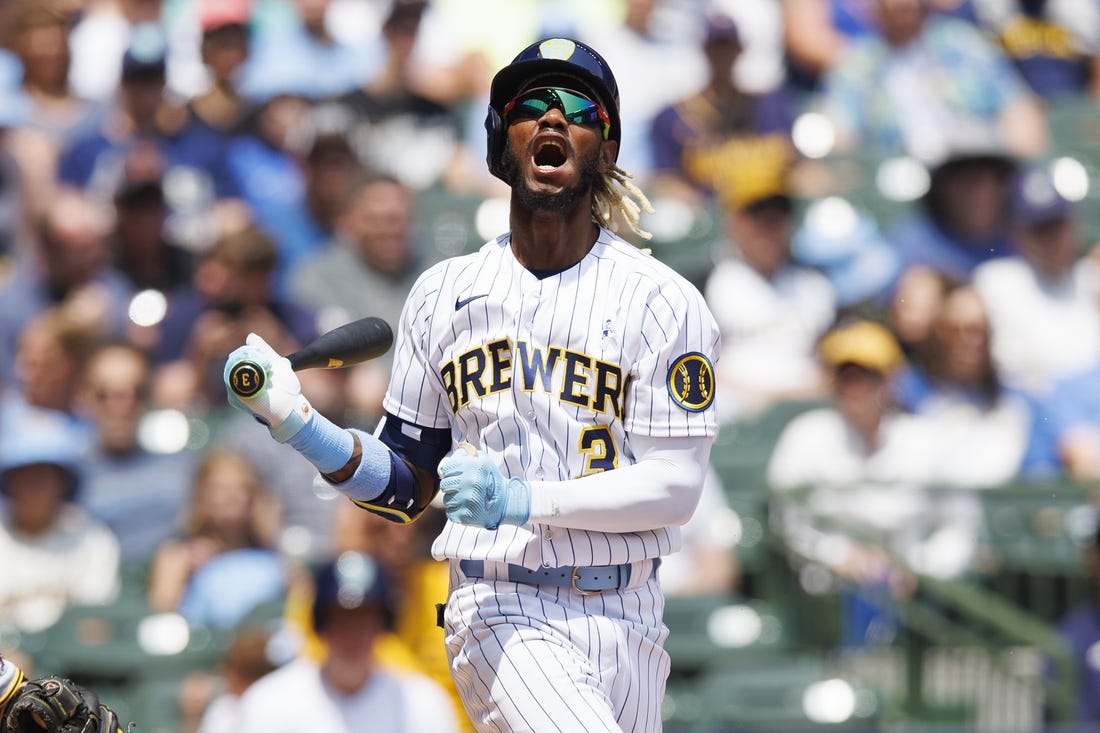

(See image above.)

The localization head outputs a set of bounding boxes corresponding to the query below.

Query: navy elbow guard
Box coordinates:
[348,415,450,524]
[351,451,437,524]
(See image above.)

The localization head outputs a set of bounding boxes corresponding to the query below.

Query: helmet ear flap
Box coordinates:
[484,104,505,180]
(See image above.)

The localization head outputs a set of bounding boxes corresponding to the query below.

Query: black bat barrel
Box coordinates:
[287,317,394,370]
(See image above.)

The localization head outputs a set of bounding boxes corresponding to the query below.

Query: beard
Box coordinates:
[500,143,602,214]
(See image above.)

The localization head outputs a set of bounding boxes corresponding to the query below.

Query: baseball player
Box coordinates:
[224,37,720,732]
[0,652,126,732]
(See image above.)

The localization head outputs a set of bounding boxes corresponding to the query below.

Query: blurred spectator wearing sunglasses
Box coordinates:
[74,339,197,567]
[892,283,1034,487]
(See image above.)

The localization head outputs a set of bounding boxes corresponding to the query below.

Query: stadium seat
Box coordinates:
[664,596,788,677]
[971,481,1092,622]
[696,654,878,731]
[123,674,190,733]
[18,595,230,691]
[711,399,827,496]
[643,198,721,290]
[414,187,496,262]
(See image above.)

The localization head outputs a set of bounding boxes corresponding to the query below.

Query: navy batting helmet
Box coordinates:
[310,551,395,632]
[485,37,621,181]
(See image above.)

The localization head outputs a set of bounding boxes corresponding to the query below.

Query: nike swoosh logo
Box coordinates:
[455,294,489,310]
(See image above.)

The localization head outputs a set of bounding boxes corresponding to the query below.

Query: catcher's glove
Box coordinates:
[1,676,125,733]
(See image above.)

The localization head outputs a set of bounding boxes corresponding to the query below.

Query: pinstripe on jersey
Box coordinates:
[382,227,721,569]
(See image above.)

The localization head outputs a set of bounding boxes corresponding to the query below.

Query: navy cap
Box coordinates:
[121,22,168,80]
[704,12,741,45]
[311,551,394,631]
[1012,166,1072,226]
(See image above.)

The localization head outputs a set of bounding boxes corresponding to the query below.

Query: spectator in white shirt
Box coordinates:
[767,320,979,587]
[0,403,120,633]
[233,551,459,733]
[892,283,1033,487]
[705,142,836,422]
[972,163,1100,396]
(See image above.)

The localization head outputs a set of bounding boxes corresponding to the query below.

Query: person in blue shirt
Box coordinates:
[146,446,285,630]
[888,147,1018,283]
[222,95,352,298]
[237,0,380,103]
[1028,364,1100,483]
[186,0,257,143]
[0,190,133,388]
[76,340,197,567]
[57,23,239,209]
[815,0,1049,159]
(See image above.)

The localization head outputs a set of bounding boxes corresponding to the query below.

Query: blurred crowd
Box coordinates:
[2,0,1100,729]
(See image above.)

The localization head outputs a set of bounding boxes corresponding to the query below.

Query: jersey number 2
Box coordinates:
[579,426,618,474]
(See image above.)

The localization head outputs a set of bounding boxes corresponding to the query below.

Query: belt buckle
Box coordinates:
[570,566,601,595]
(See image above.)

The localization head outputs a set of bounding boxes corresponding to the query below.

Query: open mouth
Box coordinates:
[533,139,567,170]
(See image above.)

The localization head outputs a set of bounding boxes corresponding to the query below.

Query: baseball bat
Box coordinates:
[227,316,393,398]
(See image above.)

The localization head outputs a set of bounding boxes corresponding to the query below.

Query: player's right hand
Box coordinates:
[223,333,313,442]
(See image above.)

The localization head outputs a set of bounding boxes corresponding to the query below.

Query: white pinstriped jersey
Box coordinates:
[383,227,720,569]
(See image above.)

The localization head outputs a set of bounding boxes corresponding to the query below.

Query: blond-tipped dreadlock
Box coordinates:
[591,163,655,242]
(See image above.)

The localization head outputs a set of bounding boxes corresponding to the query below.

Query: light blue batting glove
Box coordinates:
[223,333,313,442]
[437,444,531,529]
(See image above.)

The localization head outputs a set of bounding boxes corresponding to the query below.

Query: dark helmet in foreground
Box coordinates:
[485,37,621,181]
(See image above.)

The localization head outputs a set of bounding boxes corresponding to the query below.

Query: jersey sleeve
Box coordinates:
[623,271,721,438]
[382,266,454,430]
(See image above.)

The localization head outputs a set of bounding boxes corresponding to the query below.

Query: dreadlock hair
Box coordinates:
[592,163,655,241]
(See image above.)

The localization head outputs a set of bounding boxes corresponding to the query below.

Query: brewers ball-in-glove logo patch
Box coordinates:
[667,353,715,412]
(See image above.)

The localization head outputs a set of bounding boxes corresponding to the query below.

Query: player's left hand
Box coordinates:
[438,446,530,529]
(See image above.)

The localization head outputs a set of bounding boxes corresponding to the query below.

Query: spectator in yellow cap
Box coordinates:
[767,319,930,489]
[766,318,982,645]
[704,141,836,423]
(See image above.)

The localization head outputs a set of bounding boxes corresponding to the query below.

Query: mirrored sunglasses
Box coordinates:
[503,87,611,140]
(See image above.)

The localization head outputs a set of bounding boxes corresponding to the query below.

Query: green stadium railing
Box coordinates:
[662,592,880,732]
[969,480,1093,623]
[761,481,1088,731]
[708,399,827,602]
[2,572,248,733]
